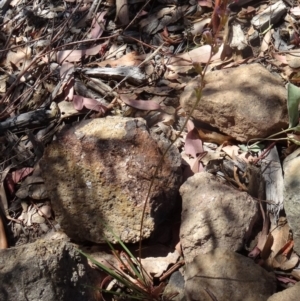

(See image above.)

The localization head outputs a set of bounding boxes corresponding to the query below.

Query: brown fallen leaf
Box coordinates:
[73,95,107,114]
[91,51,147,68]
[273,252,299,271]
[60,62,75,101]
[140,250,180,278]
[272,52,288,65]
[57,42,108,64]
[198,0,213,8]
[260,233,274,261]
[166,44,223,74]
[5,47,32,70]
[259,30,272,56]
[197,127,233,145]
[282,240,294,256]
[291,269,300,280]
[120,95,161,111]
[90,11,106,39]
[270,217,290,257]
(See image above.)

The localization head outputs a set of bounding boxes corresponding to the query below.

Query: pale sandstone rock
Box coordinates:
[185,248,276,301]
[267,282,300,301]
[180,172,259,263]
[283,148,300,255]
[180,64,288,142]
[40,116,182,243]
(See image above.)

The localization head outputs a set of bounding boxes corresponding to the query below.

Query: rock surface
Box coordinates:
[180,63,288,142]
[283,148,300,254]
[0,233,101,301]
[40,116,182,243]
[180,172,259,263]
[163,271,185,301]
[267,282,300,301]
[185,248,276,301]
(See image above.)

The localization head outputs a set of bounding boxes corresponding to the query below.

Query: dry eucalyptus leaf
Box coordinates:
[140,250,180,278]
[120,95,161,110]
[271,218,290,256]
[291,269,300,280]
[31,212,45,224]
[6,47,32,69]
[273,252,299,270]
[167,44,222,74]
[26,206,36,226]
[286,53,300,69]
[94,51,147,67]
[38,205,52,218]
[0,75,7,93]
[58,100,82,119]
[57,42,108,64]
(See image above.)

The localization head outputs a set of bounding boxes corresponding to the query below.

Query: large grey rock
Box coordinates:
[283,148,300,254]
[180,172,259,263]
[163,271,185,301]
[180,64,288,142]
[185,248,277,301]
[40,116,182,243]
[0,233,101,301]
[267,282,300,301]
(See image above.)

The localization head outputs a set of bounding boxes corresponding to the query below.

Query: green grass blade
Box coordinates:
[77,249,148,295]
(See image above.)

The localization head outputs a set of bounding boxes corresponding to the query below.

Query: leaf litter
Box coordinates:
[1,0,300,297]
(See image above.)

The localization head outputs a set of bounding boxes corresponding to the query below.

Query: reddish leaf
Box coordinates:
[120,95,161,110]
[60,62,75,101]
[137,10,148,18]
[57,42,108,64]
[5,174,15,195]
[167,44,222,74]
[272,53,288,65]
[186,119,195,132]
[248,246,261,258]
[276,275,297,284]
[185,128,203,158]
[90,11,106,39]
[63,78,74,101]
[11,167,34,183]
[60,62,75,79]
[198,0,212,7]
[282,240,294,256]
[73,95,107,113]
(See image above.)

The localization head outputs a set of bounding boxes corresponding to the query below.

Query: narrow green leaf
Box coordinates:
[287,83,300,128]
[239,143,264,152]
[103,226,145,282]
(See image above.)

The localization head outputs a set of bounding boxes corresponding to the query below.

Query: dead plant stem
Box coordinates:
[0,2,83,117]
[137,2,227,281]
[138,47,214,268]
[123,0,152,32]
